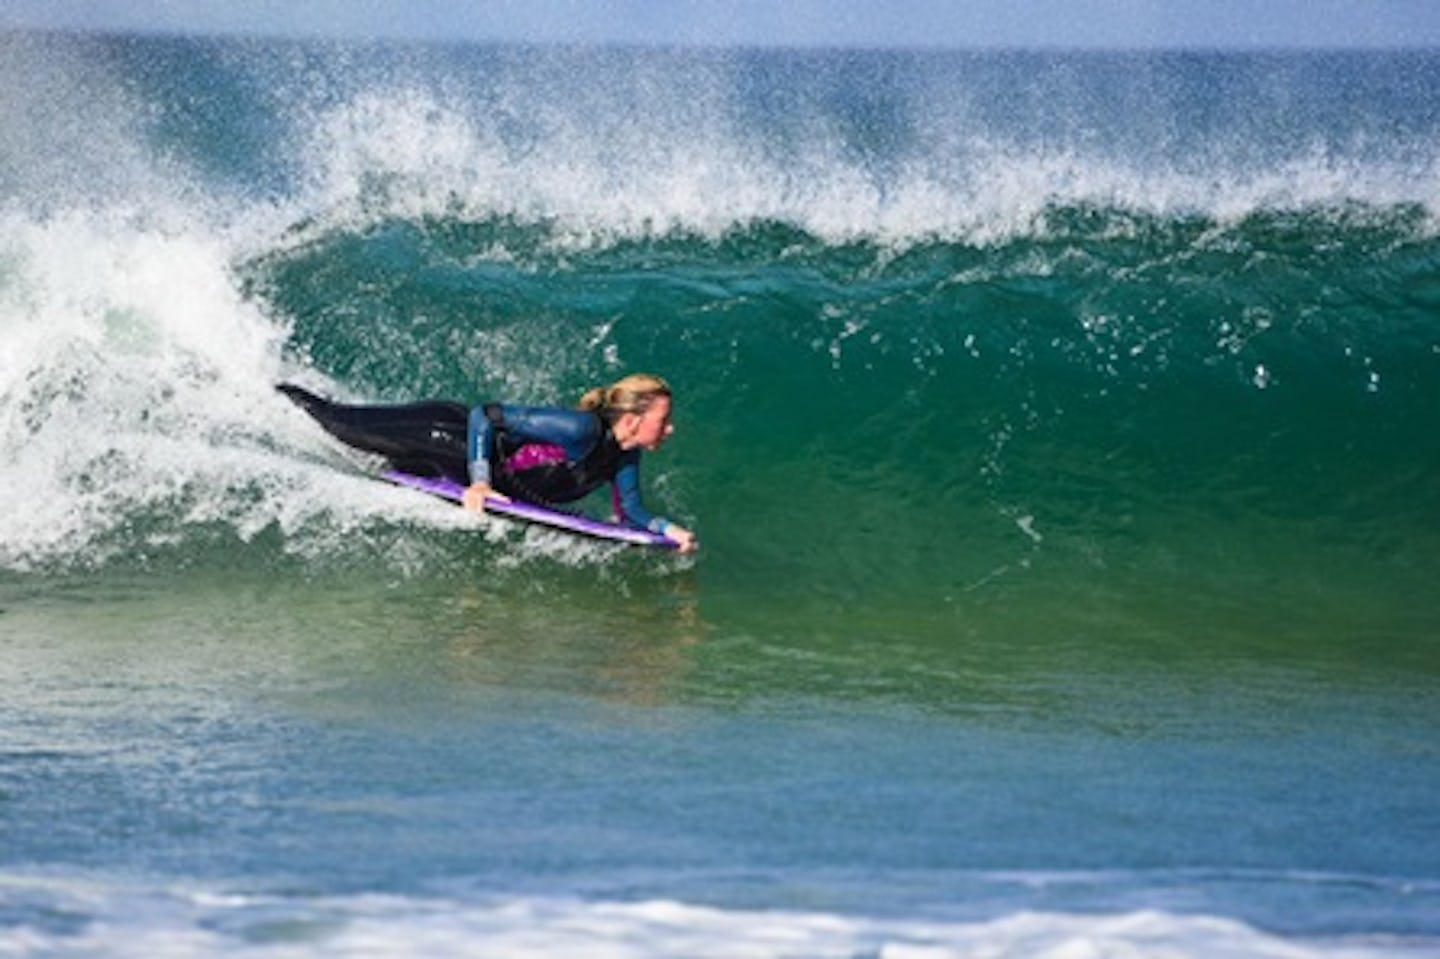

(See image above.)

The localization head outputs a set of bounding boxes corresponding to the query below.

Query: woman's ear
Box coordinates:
[613,410,640,441]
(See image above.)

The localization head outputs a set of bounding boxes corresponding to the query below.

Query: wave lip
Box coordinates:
[292,82,1440,249]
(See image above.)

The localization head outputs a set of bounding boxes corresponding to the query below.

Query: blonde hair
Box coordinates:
[577,373,672,419]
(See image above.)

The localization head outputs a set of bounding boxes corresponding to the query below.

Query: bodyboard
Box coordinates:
[381,470,677,549]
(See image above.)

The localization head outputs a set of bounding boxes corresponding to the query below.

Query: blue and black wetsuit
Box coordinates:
[276,384,670,533]
[469,403,668,533]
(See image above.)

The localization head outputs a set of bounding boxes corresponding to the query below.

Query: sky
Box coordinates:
[2,0,1439,50]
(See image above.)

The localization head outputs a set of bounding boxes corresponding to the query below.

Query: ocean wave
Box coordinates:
[287,84,1440,250]
[8,34,1440,245]
[2,874,1435,959]
[3,34,1438,599]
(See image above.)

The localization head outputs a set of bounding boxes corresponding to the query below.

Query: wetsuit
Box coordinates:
[277,384,670,533]
[468,404,667,533]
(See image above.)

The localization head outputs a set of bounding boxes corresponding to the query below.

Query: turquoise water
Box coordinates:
[1,31,1438,957]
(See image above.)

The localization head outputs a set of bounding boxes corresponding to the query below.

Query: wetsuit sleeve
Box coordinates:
[611,452,670,533]
[468,403,601,484]
[467,405,497,485]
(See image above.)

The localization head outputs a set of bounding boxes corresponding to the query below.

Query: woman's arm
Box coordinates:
[612,455,698,552]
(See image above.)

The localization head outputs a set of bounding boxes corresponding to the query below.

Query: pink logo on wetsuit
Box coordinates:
[505,443,568,471]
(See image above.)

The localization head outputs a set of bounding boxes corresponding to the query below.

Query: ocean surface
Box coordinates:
[2,29,1439,957]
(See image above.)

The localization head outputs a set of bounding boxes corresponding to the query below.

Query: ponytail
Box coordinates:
[577,386,608,412]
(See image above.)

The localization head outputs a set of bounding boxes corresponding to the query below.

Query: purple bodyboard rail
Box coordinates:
[381,471,677,549]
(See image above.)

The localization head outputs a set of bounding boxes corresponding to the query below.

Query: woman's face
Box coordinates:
[621,395,674,450]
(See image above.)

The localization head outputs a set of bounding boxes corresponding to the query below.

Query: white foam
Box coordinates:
[283,77,1440,251]
[0,204,481,571]
[0,876,1431,959]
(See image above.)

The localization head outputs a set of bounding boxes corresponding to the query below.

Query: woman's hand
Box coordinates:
[462,482,509,512]
[665,523,699,554]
